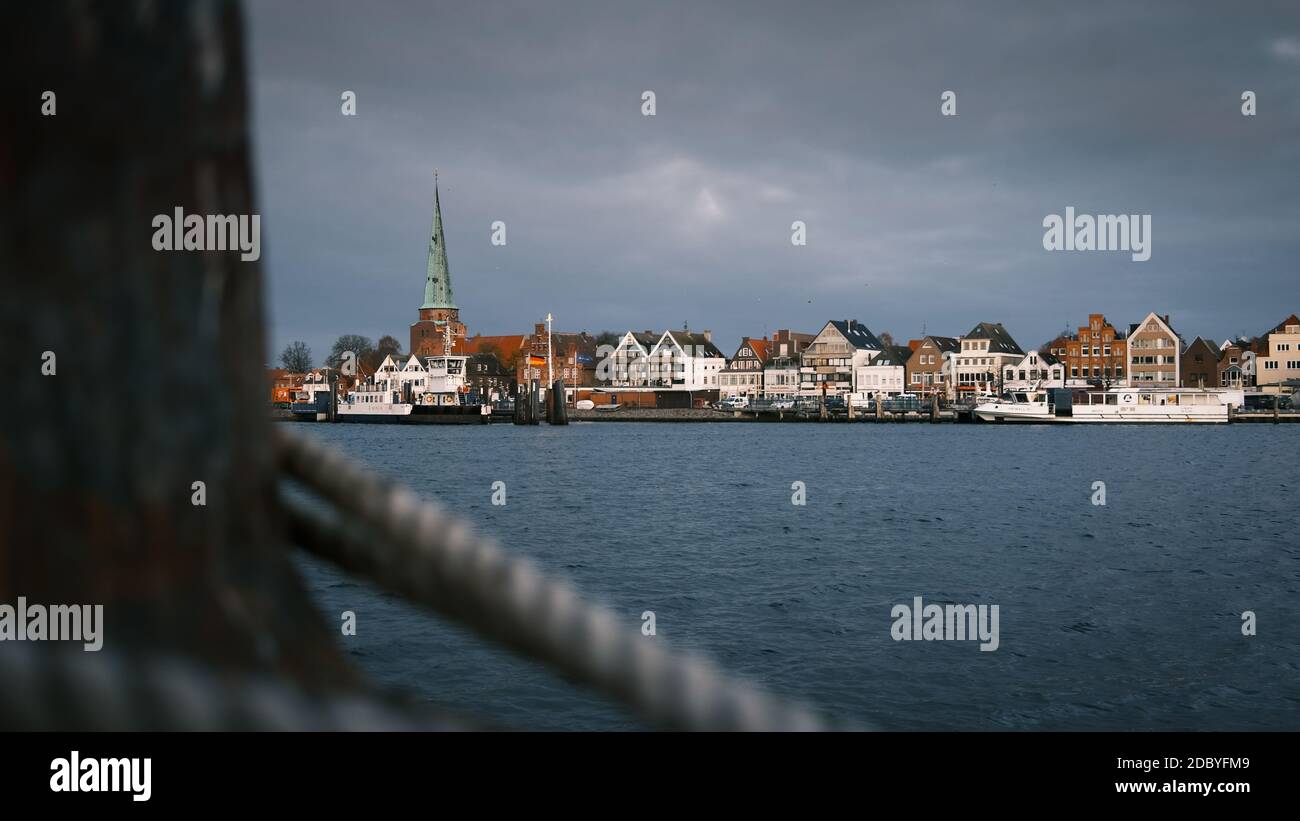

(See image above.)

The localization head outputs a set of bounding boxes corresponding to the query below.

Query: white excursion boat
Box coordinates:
[975,387,1243,424]
[338,354,481,419]
[339,385,412,417]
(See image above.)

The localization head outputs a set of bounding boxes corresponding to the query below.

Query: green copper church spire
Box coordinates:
[421,173,456,310]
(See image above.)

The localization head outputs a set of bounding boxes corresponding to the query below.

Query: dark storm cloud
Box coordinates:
[246,0,1300,363]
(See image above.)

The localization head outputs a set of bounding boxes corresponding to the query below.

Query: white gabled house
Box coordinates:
[602,329,724,390]
[1002,349,1065,392]
[604,331,660,387]
[649,330,725,390]
[854,345,911,399]
[371,354,421,395]
[1126,312,1181,387]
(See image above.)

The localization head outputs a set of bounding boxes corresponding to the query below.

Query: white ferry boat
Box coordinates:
[338,354,477,419]
[975,387,1243,424]
[412,355,468,409]
[339,384,412,417]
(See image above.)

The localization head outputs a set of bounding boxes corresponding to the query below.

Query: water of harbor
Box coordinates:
[292,422,1300,730]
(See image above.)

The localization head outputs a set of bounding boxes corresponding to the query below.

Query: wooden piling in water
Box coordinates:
[328,371,339,423]
[550,380,568,425]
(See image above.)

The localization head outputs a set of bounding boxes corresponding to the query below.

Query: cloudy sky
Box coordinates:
[246,0,1300,365]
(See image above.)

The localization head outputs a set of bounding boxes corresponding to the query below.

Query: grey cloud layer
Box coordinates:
[248,0,1300,362]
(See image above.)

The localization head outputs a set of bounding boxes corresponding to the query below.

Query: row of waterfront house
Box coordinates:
[271,184,1300,408]
[305,310,1296,409]
[592,311,1300,404]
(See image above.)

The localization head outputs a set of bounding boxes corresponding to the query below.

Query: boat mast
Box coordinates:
[546,312,554,389]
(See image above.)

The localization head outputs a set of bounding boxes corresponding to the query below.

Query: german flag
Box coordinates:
[528,354,546,367]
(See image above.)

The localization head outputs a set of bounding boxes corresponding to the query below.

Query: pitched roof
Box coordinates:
[1017,349,1061,366]
[546,331,597,357]
[620,331,660,350]
[1042,334,1072,352]
[868,345,913,367]
[458,334,526,356]
[828,319,882,350]
[779,331,816,344]
[1184,336,1219,356]
[1129,312,1177,338]
[1261,313,1300,337]
[661,330,724,358]
[922,335,961,353]
[723,338,772,370]
[725,336,772,365]
[963,322,1024,355]
[466,352,511,372]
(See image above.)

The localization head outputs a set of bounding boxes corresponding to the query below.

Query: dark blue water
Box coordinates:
[292,422,1300,730]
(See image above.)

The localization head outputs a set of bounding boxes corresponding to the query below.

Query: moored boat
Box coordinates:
[290,377,335,420]
[975,387,1243,423]
[338,384,413,417]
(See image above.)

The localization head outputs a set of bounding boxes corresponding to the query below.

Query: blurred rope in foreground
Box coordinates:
[277,427,829,732]
[0,641,469,731]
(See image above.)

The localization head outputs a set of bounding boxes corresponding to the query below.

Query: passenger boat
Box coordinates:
[410,355,470,413]
[974,387,1243,423]
[338,384,412,417]
[338,354,490,422]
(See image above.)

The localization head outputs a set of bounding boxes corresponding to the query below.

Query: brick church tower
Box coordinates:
[410,177,466,356]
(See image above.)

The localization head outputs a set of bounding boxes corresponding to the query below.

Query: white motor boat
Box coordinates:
[975,387,1242,423]
[339,385,412,416]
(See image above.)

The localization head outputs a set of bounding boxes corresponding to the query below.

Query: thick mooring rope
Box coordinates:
[0,642,470,731]
[276,427,827,731]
